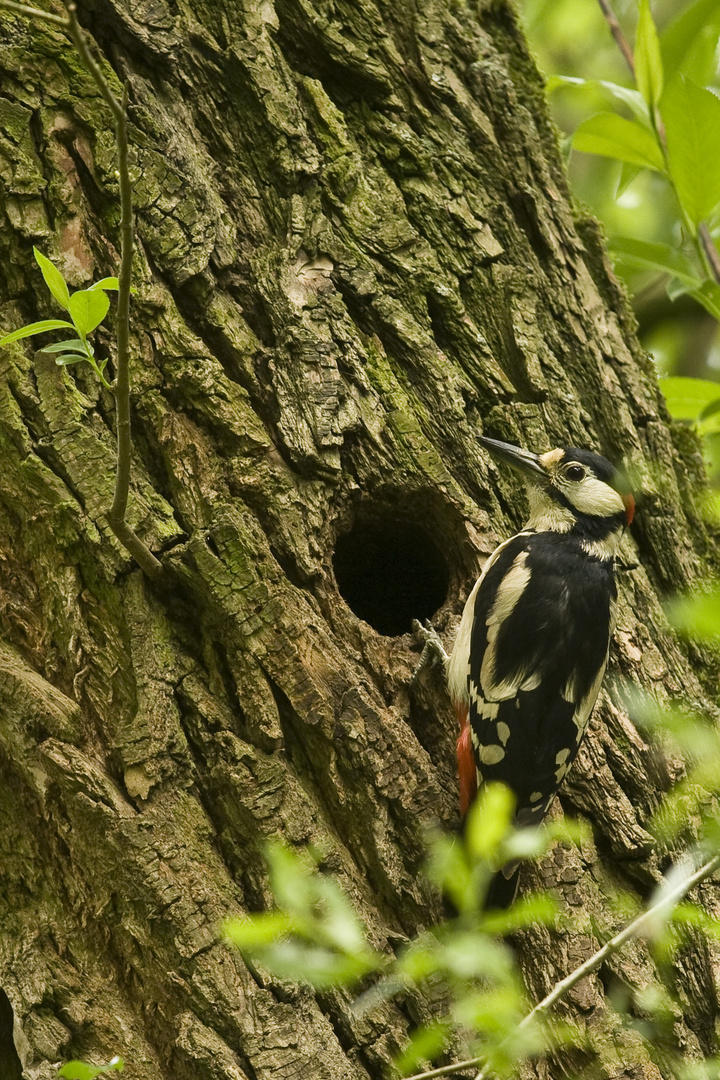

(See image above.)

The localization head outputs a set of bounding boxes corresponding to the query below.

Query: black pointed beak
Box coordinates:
[479,436,546,481]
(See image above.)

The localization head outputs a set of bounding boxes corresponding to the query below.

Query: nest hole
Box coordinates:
[333,509,450,636]
[0,989,22,1080]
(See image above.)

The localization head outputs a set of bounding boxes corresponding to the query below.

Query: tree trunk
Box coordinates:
[0,1,717,1077]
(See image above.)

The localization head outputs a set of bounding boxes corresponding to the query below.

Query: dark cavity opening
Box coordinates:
[333,511,450,636]
[0,988,23,1080]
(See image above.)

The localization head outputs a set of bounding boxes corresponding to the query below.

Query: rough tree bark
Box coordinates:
[0,1,718,1078]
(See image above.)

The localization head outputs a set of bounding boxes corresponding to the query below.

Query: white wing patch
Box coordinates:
[480,551,531,699]
[446,535,529,707]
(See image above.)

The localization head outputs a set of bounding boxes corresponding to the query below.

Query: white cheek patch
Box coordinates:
[566,476,625,517]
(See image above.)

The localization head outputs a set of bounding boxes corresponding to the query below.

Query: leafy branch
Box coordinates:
[225,781,720,1080]
[554,0,720,474]
[0,0,162,578]
[552,0,720,321]
[397,850,720,1080]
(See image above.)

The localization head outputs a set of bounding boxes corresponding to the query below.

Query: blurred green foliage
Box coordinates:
[519,0,720,380]
[224,780,720,1078]
[225,787,581,1077]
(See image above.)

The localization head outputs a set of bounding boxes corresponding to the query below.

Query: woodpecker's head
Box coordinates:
[480,436,634,550]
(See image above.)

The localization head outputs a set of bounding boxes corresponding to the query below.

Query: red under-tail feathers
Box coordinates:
[456,704,477,818]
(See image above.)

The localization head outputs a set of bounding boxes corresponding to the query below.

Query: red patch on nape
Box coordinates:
[455,705,477,818]
[622,492,635,526]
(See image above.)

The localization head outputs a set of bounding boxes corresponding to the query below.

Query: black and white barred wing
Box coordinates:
[467,534,614,826]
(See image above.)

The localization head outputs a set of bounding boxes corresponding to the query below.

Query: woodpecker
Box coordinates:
[446,436,634,905]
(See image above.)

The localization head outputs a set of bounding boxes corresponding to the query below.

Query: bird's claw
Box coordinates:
[410,619,448,687]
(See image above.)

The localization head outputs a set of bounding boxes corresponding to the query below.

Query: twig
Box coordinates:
[1,0,163,576]
[402,1060,478,1080]
[61,4,161,576]
[698,225,720,286]
[403,855,720,1080]
[471,854,720,1080]
[596,0,635,75]
[0,0,66,25]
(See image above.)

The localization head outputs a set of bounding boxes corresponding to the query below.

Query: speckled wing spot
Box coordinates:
[496,721,510,746]
[555,748,570,765]
[479,744,506,764]
[529,791,543,802]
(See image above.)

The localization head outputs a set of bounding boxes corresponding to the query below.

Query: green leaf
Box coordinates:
[0,319,76,346]
[659,376,720,421]
[666,276,695,301]
[548,76,648,122]
[265,842,316,914]
[439,929,512,980]
[33,247,71,311]
[483,892,558,934]
[58,1065,98,1080]
[87,277,119,292]
[635,0,664,107]
[395,1022,451,1076]
[616,161,642,198]
[54,354,88,366]
[223,912,296,949]
[58,1059,123,1080]
[424,830,473,912]
[315,877,368,954]
[609,236,702,287]
[661,0,720,84]
[668,587,720,638]
[465,782,515,862]
[248,938,376,988]
[572,113,665,172]
[662,75,720,227]
[396,936,440,982]
[40,338,91,355]
[68,288,110,336]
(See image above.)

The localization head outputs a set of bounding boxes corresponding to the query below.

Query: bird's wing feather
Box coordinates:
[467,533,614,815]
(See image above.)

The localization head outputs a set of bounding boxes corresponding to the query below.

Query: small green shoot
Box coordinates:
[0,247,118,389]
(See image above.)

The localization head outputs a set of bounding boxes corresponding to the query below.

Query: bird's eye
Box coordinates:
[564,464,586,482]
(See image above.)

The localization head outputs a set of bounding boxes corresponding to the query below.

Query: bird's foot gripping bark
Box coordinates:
[410,619,448,686]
